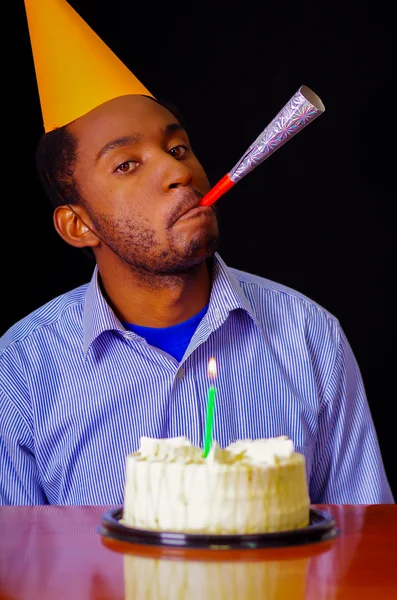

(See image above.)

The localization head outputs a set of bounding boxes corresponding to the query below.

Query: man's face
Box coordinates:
[69,94,219,275]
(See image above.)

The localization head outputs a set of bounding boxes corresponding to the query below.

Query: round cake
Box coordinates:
[122,435,310,534]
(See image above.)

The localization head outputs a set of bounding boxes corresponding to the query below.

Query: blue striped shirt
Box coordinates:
[0,253,394,505]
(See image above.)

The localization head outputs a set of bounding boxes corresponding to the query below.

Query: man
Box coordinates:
[0,0,394,505]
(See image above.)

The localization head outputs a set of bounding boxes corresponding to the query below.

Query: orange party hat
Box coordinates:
[24,0,154,132]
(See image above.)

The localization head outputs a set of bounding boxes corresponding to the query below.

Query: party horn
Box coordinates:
[199,85,325,206]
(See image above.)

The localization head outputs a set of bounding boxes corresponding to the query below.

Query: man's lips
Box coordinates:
[177,205,213,222]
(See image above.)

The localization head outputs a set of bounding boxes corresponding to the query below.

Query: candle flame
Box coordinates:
[208,357,217,379]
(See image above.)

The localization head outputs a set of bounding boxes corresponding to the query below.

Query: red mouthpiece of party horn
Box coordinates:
[200,174,235,207]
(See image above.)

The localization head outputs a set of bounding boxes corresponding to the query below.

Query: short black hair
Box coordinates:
[36,125,81,209]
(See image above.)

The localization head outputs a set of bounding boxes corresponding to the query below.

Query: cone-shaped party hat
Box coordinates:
[24,0,154,132]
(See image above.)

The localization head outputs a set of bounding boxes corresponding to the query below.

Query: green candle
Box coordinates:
[203,358,217,458]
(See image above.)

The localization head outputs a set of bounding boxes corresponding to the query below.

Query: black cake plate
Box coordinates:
[98,507,338,549]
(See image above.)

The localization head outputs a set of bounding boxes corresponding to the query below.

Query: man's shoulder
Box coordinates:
[0,283,89,355]
[226,263,338,324]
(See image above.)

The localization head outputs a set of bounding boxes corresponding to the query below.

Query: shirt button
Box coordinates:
[214,308,221,321]
[177,367,185,380]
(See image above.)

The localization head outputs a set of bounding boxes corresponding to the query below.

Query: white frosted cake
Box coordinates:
[122,435,310,534]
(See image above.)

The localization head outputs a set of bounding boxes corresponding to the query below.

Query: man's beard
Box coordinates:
[87,207,219,279]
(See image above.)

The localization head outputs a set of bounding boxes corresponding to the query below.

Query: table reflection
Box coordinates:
[101,535,337,600]
[1,504,392,600]
[103,505,366,600]
[123,552,308,599]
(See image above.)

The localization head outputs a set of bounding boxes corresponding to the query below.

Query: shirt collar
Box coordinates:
[83,267,123,356]
[82,252,263,356]
[206,253,263,333]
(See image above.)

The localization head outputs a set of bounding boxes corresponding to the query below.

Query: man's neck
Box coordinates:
[98,259,213,328]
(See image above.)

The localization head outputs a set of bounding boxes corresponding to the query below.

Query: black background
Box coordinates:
[5,1,395,497]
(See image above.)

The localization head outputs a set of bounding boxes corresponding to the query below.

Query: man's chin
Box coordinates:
[164,237,219,275]
[185,235,219,262]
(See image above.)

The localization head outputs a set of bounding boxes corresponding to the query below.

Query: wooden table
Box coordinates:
[0,504,396,599]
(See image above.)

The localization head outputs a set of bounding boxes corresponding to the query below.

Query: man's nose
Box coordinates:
[160,154,193,192]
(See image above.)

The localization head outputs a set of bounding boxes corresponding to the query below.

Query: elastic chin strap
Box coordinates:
[67,203,94,236]
[43,166,108,250]
[42,167,103,260]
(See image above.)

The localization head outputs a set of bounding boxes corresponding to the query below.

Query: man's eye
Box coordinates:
[169,145,189,159]
[115,161,139,174]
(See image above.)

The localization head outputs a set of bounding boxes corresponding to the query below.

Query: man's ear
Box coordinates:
[53,205,100,250]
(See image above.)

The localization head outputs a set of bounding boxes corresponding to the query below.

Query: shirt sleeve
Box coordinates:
[0,355,48,505]
[309,326,394,504]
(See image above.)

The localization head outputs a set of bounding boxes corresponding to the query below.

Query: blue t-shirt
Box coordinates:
[122,304,209,362]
